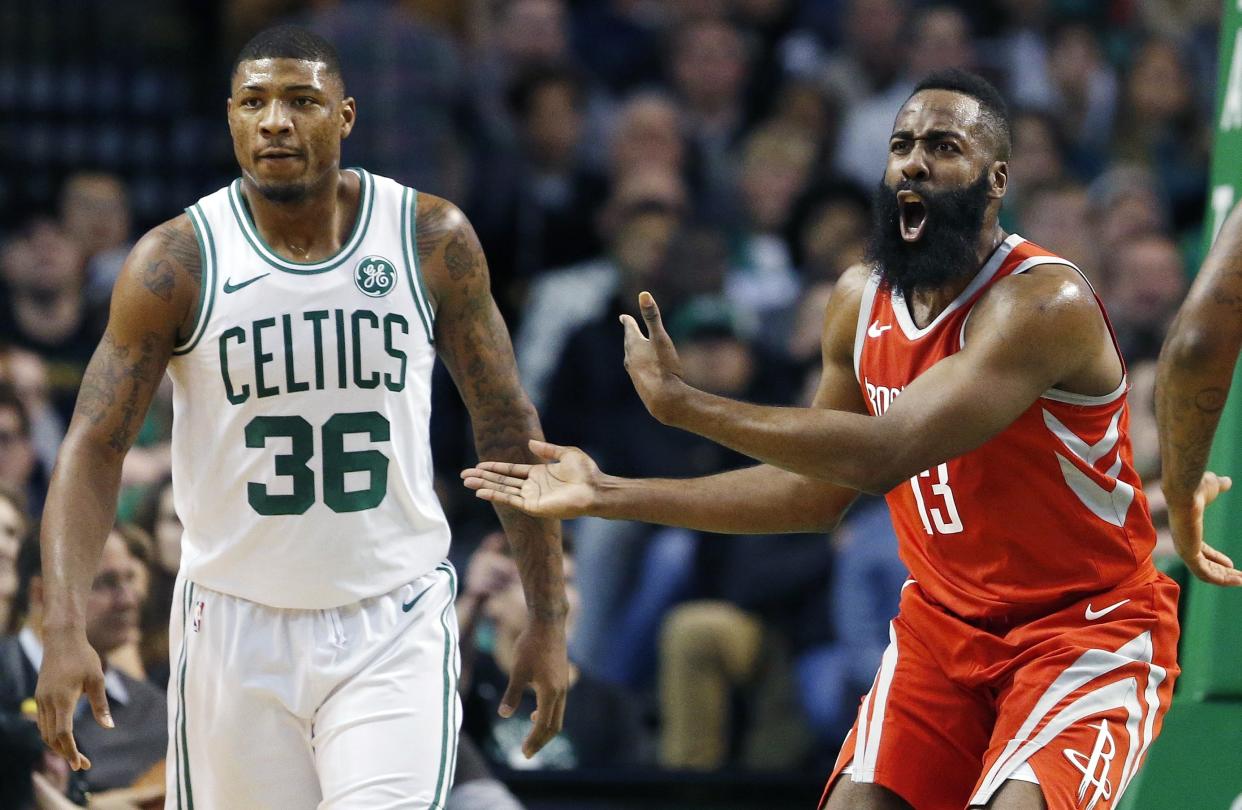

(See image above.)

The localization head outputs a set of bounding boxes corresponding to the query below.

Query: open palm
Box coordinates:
[462,440,602,519]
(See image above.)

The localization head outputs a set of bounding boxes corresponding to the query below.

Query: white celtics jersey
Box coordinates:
[167,169,450,609]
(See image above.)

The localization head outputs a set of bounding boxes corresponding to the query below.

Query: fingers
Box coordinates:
[85,674,114,730]
[461,461,531,480]
[1203,543,1235,569]
[462,468,526,490]
[528,439,566,461]
[471,487,528,511]
[43,699,89,770]
[638,291,670,342]
[523,682,567,758]
[619,313,643,344]
[498,673,526,719]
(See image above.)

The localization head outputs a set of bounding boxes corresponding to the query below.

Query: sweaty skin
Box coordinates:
[37,56,568,771]
[1155,201,1242,587]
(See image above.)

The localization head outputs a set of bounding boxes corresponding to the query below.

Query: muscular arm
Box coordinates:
[643,265,1110,495]
[1156,203,1242,506]
[417,194,567,623]
[41,216,199,631]
[37,215,199,765]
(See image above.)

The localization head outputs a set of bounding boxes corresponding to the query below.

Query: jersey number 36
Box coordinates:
[244,411,390,514]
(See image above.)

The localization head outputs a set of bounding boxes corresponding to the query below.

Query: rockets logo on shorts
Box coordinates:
[192,600,205,633]
[1063,718,1116,810]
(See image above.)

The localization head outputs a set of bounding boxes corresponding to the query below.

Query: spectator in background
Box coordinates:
[667,16,754,206]
[818,0,909,106]
[1018,179,1101,284]
[473,64,608,299]
[0,385,41,516]
[516,168,687,408]
[303,0,469,200]
[0,222,105,424]
[1089,164,1171,261]
[0,487,26,636]
[1005,109,1069,224]
[1103,233,1187,366]
[834,5,974,188]
[1045,22,1118,175]
[58,173,132,309]
[1,529,166,793]
[607,92,690,188]
[460,536,646,770]
[0,348,63,487]
[1112,38,1210,232]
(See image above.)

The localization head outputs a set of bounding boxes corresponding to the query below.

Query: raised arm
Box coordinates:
[415,193,568,756]
[623,264,1114,495]
[1155,202,1242,586]
[463,266,871,534]
[37,215,200,769]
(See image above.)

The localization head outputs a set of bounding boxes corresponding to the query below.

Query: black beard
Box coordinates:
[256,181,310,203]
[865,172,993,299]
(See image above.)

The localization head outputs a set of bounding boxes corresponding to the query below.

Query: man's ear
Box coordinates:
[989,160,1008,200]
[340,97,357,140]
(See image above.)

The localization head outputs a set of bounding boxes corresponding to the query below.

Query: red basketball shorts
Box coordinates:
[821,573,1180,809]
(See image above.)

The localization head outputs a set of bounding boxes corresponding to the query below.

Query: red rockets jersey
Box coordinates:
[854,235,1159,622]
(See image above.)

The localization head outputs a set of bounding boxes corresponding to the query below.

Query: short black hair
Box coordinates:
[233,24,343,85]
[909,69,1011,160]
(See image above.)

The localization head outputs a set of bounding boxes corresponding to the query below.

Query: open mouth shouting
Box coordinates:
[897,190,927,242]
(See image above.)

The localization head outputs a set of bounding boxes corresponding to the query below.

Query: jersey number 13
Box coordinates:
[909,463,964,535]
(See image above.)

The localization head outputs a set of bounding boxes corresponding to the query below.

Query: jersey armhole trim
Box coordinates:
[402,188,437,345]
[172,204,217,356]
[1007,256,1129,407]
[853,270,881,383]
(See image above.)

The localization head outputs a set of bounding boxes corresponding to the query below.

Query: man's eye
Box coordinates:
[295,97,316,107]
[936,142,958,153]
[890,141,909,153]
[241,98,262,109]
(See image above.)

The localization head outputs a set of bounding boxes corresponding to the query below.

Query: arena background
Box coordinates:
[1,0,1241,808]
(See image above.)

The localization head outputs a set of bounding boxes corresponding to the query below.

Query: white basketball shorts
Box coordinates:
[163,562,461,810]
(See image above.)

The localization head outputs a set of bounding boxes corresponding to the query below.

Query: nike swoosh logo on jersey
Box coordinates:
[867,320,892,338]
[1084,599,1130,620]
[402,583,435,613]
[222,273,270,294]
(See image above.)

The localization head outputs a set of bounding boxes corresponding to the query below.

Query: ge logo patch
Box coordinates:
[355,256,397,297]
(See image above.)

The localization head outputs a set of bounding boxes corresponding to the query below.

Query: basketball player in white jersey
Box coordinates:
[34,26,569,809]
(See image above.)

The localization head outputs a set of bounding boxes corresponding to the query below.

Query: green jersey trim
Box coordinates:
[400,188,436,344]
[174,581,196,810]
[431,563,459,809]
[173,205,217,356]
[227,168,374,274]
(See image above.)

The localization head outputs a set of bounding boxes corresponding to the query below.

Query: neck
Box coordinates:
[240,167,357,263]
[908,220,1006,327]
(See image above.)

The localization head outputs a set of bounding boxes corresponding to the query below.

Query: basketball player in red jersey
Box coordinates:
[464,70,1193,809]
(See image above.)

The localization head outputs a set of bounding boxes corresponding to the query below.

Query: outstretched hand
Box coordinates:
[499,620,569,758]
[620,291,687,424]
[1167,471,1242,587]
[462,439,603,519]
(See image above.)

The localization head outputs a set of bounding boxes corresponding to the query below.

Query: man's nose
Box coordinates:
[260,100,293,137]
[900,147,930,182]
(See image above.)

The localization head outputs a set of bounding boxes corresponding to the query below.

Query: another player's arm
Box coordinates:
[464,268,870,532]
[416,193,569,756]
[625,266,1105,494]
[1155,203,1242,586]
[37,216,201,769]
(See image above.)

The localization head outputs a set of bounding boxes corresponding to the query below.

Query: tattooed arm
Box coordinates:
[416,193,569,757]
[1155,202,1242,586]
[37,215,201,767]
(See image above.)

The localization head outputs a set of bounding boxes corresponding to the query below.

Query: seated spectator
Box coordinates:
[0,222,105,424]
[0,384,43,516]
[459,534,646,770]
[1,528,166,792]
[0,487,27,635]
[515,168,687,408]
[0,347,64,488]
[1018,180,1101,284]
[472,63,609,300]
[58,172,132,308]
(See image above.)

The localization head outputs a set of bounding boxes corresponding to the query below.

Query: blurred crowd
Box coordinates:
[0,0,1221,805]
